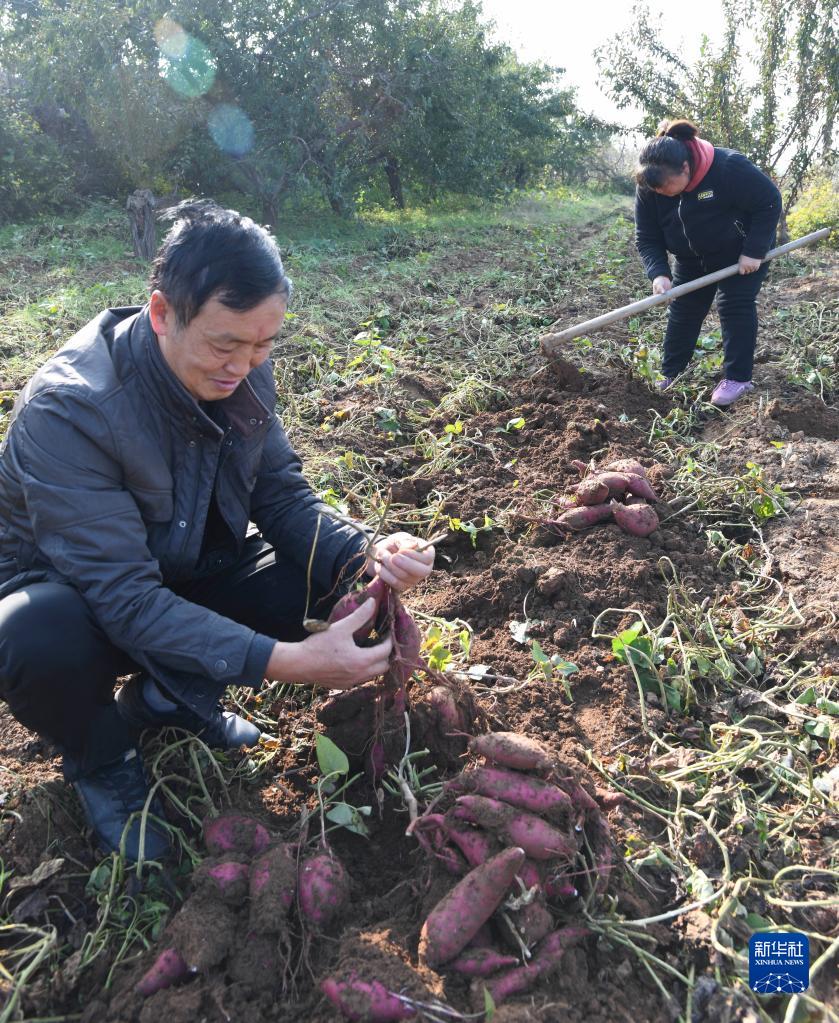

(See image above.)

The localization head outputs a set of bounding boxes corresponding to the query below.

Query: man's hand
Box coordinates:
[365,531,435,593]
[652,276,672,295]
[267,601,392,690]
[738,254,761,275]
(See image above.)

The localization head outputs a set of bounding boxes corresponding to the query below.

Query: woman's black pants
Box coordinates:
[0,539,338,780]
[662,252,770,382]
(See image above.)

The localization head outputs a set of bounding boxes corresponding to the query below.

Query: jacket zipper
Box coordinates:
[677,198,699,256]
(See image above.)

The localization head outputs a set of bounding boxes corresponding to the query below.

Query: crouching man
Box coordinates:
[0,200,433,860]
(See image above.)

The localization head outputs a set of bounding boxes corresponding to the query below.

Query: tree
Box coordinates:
[595,0,839,209]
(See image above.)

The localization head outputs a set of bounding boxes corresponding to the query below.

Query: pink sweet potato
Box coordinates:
[605,459,647,478]
[450,795,577,861]
[483,926,588,1005]
[469,733,553,773]
[203,812,271,857]
[299,851,350,929]
[611,500,659,537]
[622,473,658,502]
[508,898,554,946]
[329,576,390,643]
[195,859,250,902]
[442,819,501,869]
[582,471,630,497]
[419,846,526,968]
[450,947,518,978]
[321,974,416,1021]
[136,947,189,996]
[551,503,613,531]
[427,685,463,732]
[516,859,544,890]
[249,843,298,931]
[452,766,573,821]
[575,477,609,506]
[543,872,578,900]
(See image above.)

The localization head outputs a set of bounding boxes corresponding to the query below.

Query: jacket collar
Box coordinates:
[124,306,272,438]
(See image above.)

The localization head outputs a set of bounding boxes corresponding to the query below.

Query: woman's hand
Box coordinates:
[365,531,435,593]
[652,276,672,295]
[738,254,762,274]
[267,601,393,690]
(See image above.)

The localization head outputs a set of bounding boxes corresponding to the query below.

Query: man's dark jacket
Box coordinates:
[0,306,365,703]
[635,147,782,281]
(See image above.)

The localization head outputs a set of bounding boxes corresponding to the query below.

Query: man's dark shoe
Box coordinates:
[115,677,261,750]
[73,748,171,862]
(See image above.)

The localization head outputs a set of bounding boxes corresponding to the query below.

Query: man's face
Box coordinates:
[653,161,691,197]
[150,291,287,402]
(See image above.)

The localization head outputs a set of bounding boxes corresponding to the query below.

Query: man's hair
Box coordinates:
[150,199,292,326]
[635,119,700,191]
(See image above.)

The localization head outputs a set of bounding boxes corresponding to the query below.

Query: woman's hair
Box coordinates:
[150,199,293,326]
[635,119,700,191]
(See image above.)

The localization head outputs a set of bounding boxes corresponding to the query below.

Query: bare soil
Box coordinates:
[1,232,837,1023]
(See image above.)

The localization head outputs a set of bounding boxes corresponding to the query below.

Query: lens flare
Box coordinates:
[208,105,255,157]
[154,17,189,60]
[156,19,217,98]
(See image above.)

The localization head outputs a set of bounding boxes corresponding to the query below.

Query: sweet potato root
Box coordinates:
[605,458,647,478]
[321,974,416,1021]
[507,897,554,946]
[442,819,502,869]
[194,859,250,902]
[203,812,271,858]
[450,795,577,861]
[419,846,526,968]
[299,850,350,929]
[550,503,613,531]
[249,843,298,931]
[611,500,659,537]
[328,576,390,643]
[451,766,573,821]
[136,948,189,996]
[575,477,609,506]
[622,473,658,502]
[469,733,553,773]
[483,926,589,1005]
[450,947,518,978]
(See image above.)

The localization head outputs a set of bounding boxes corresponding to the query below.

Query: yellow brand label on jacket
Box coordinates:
[697,189,714,201]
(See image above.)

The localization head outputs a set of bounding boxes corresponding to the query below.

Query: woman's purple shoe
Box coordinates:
[656,376,675,391]
[711,379,754,407]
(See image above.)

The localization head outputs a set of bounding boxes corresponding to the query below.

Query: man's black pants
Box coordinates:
[0,538,340,780]
[662,252,770,382]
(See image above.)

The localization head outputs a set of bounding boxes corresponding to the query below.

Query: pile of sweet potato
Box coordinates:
[136,812,351,997]
[549,457,660,537]
[408,731,610,1007]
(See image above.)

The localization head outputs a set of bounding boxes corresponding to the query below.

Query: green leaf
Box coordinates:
[531,639,550,664]
[483,986,496,1021]
[505,416,525,431]
[316,734,349,777]
[816,697,839,716]
[795,686,817,705]
[325,801,370,837]
[550,656,579,677]
[804,717,832,739]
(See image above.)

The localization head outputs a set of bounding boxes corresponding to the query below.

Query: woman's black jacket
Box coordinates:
[634,147,782,280]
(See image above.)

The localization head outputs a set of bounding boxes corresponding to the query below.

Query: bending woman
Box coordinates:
[634,119,782,406]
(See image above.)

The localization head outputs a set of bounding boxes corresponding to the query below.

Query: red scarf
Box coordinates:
[685,138,714,191]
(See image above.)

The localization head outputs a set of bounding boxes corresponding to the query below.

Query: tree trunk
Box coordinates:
[384,156,405,209]
[777,206,790,245]
[126,189,156,260]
